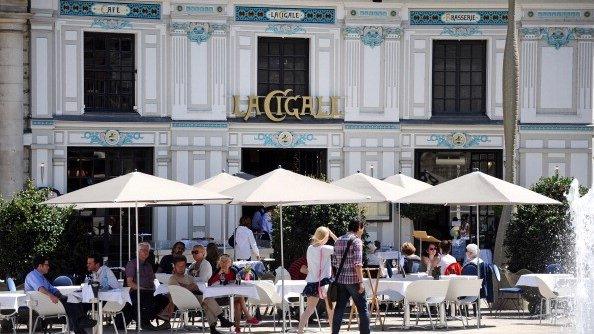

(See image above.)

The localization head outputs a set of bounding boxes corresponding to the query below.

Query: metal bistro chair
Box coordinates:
[168,284,206,333]
[27,291,70,333]
[404,280,450,330]
[445,279,483,329]
[494,268,524,317]
[52,276,73,287]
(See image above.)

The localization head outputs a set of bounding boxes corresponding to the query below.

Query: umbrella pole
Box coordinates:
[119,208,122,269]
[398,203,402,275]
[135,202,141,331]
[223,205,226,253]
[280,205,286,332]
[476,204,481,328]
[128,207,131,261]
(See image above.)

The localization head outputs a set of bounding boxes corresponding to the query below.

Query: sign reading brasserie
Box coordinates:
[409,10,508,25]
[233,89,341,122]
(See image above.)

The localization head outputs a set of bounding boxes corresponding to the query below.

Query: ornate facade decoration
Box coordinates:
[82,130,143,146]
[255,132,314,148]
[409,10,508,25]
[428,132,490,149]
[91,18,132,30]
[343,26,401,47]
[59,1,161,20]
[521,27,594,49]
[235,6,335,24]
[265,24,306,35]
[440,26,482,37]
[171,22,228,43]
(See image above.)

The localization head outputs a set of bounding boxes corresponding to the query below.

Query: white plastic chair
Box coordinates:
[102,287,130,334]
[404,280,450,330]
[27,291,69,333]
[274,267,291,283]
[248,281,283,331]
[538,278,576,325]
[168,284,205,333]
[445,279,483,328]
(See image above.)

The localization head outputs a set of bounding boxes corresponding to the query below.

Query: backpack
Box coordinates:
[444,262,462,275]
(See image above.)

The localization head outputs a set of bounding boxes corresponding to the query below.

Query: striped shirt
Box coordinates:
[332,233,363,284]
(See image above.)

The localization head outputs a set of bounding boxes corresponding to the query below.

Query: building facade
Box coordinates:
[21,0,594,251]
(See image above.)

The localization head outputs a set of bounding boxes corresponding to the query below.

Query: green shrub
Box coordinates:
[271,203,365,268]
[0,180,73,282]
[504,174,588,273]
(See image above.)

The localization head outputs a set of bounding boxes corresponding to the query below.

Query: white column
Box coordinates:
[577,39,593,116]
[520,39,538,117]
[171,34,188,117]
[384,37,400,121]
[344,36,360,118]
[211,30,227,114]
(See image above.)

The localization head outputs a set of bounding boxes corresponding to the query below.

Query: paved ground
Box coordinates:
[94,312,571,334]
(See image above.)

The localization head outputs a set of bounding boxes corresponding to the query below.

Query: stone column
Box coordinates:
[0,13,28,198]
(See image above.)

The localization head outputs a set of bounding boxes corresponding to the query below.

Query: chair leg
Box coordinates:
[426,304,434,330]
[111,315,119,334]
[122,312,128,334]
[32,316,40,334]
[273,306,276,332]
[314,307,321,331]
[539,299,544,324]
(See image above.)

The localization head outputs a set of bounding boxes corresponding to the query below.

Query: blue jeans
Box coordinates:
[331,283,370,334]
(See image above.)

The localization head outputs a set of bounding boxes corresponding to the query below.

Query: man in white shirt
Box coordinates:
[438,241,458,275]
[233,216,260,261]
[86,254,121,289]
[188,245,212,282]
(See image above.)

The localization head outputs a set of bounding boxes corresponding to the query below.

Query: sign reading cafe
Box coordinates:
[233,89,341,122]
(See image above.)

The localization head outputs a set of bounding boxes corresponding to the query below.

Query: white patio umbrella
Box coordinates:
[383,172,434,250]
[331,172,408,203]
[193,172,246,252]
[399,170,560,327]
[222,167,371,331]
[44,172,231,331]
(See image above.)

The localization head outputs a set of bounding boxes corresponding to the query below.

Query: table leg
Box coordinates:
[97,301,103,334]
[92,301,97,334]
[229,295,234,332]
[403,299,410,329]
[28,301,32,334]
[439,303,446,326]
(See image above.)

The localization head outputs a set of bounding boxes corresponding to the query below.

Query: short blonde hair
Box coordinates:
[311,227,330,246]
[401,242,416,256]
[217,254,231,268]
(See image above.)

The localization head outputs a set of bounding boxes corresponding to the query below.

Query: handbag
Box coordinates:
[228,227,238,247]
[327,237,355,302]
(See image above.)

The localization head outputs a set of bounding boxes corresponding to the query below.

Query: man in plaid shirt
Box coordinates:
[331,220,370,334]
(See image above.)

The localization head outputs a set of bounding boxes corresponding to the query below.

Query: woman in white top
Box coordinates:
[233,216,260,260]
[297,226,337,334]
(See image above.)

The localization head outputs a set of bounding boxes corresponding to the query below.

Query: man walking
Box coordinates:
[331,220,370,334]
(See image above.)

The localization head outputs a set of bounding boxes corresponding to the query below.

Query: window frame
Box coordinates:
[431,39,487,116]
[83,32,136,113]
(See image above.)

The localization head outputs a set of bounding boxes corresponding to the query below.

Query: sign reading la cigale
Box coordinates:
[233,89,341,122]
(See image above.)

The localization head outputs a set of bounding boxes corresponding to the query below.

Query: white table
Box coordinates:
[0,291,27,309]
[516,274,574,315]
[202,283,259,328]
[67,286,132,334]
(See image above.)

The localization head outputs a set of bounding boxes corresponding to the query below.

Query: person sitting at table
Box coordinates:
[298,226,337,334]
[86,254,121,289]
[25,255,96,334]
[461,243,494,303]
[169,256,233,334]
[188,245,213,282]
[157,241,186,274]
[125,242,171,330]
[206,242,221,273]
[288,255,308,280]
[438,241,460,275]
[208,254,260,332]
[399,242,421,274]
[233,216,260,261]
[422,242,440,274]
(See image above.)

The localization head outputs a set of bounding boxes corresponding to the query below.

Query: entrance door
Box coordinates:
[67,147,154,265]
[241,148,327,178]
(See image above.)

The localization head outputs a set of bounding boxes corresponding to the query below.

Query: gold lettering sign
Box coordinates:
[232,89,342,122]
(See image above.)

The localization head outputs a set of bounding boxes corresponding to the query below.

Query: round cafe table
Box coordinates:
[202,283,259,328]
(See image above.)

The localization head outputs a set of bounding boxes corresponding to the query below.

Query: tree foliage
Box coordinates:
[271,204,364,268]
[0,181,73,282]
[504,174,588,273]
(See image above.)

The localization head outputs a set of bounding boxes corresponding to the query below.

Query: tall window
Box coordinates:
[257,37,309,96]
[84,32,135,113]
[432,40,486,115]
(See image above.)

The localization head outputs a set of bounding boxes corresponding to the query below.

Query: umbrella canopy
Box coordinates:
[193,172,246,193]
[331,172,408,203]
[43,171,231,208]
[399,171,560,205]
[222,167,371,206]
[383,172,433,196]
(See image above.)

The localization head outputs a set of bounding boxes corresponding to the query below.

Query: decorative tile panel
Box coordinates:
[172,121,228,128]
[440,26,482,37]
[254,131,315,148]
[343,26,401,47]
[521,27,594,49]
[235,6,335,24]
[31,119,55,126]
[520,124,594,132]
[82,130,144,146]
[60,1,161,20]
[91,18,132,29]
[409,10,508,25]
[344,123,400,130]
[171,22,227,43]
[428,132,491,148]
[173,4,225,16]
[265,24,306,35]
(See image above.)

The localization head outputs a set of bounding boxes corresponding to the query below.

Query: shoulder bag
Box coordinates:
[327,237,355,302]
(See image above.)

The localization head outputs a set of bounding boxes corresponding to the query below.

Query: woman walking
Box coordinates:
[297,227,337,333]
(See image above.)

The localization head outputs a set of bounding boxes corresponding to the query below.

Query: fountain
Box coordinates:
[567,179,594,333]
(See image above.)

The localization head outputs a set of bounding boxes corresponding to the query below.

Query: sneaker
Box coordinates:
[235,326,241,333]
[219,317,234,328]
[155,321,171,330]
[246,317,260,326]
[78,318,97,329]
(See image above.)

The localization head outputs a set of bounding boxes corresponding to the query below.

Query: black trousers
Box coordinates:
[127,290,169,325]
[58,296,85,331]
